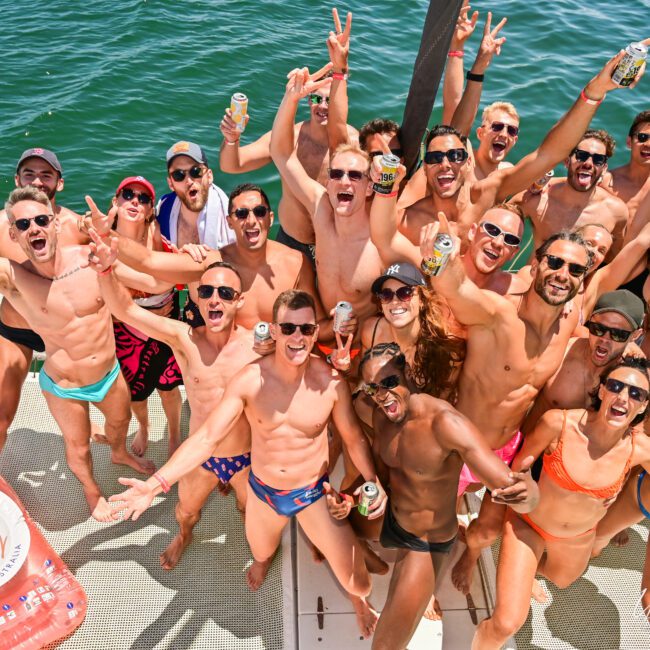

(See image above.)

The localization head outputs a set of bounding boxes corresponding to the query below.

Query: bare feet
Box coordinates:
[246,559,272,591]
[215,479,233,497]
[90,421,109,445]
[310,541,325,564]
[451,547,479,595]
[350,595,379,639]
[531,578,548,604]
[361,541,389,575]
[160,533,192,570]
[111,450,156,475]
[611,528,630,548]
[131,425,149,457]
[86,492,117,523]
[423,594,443,621]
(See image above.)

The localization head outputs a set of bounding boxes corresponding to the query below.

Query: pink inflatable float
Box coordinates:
[0,476,87,649]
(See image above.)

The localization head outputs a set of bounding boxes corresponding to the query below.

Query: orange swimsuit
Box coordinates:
[517,411,635,541]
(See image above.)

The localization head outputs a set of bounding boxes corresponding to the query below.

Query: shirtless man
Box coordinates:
[0,148,86,451]
[359,343,538,650]
[398,52,639,246]
[472,101,519,180]
[109,290,387,637]
[515,129,629,257]
[0,187,156,520]
[88,240,258,569]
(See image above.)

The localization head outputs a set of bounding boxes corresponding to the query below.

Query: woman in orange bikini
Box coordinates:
[473,356,650,650]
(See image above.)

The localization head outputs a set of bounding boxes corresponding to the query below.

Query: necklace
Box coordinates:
[52,265,81,282]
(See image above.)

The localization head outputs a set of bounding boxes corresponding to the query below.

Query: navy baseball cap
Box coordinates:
[16,148,63,175]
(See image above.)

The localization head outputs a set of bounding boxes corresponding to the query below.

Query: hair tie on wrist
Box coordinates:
[448,50,464,58]
[154,472,170,494]
[332,72,348,81]
[580,88,604,106]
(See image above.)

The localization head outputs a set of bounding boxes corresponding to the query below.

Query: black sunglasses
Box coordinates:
[309,94,330,105]
[231,205,269,220]
[328,168,366,182]
[376,286,415,304]
[363,374,400,397]
[169,166,206,182]
[572,149,608,167]
[277,322,317,336]
[120,188,152,205]
[490,121,519,137]
[603,377,649,403]
[481,221,521,247]
[12,214,52,231]
[196,285,240,301]
[585,320,633,343]
[543,254,588,278]
[369,148,404,159]
[423,148,468,165]
[635,132,650,143]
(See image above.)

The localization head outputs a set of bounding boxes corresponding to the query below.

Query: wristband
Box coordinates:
[332,72,348,81]
[98,266,113,276]
[448,50,464,58]
[225,139,239,146]
[375,190,398,198]
[466,71,484,83]
[580,88,604,106]
[154,472,170,494]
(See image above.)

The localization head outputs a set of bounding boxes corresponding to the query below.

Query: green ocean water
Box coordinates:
[1,0,649,216]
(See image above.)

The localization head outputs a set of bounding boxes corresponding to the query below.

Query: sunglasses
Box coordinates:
[585,320,633,343]
[369,148,404,159]
[423,148,468,165]
[543,254,588,277]
[635,132,650,143]
[120,188,152,205]
[489,121,519,137]
[196,285,240,301]
[328,168,366,182]
[481,221,521,247]
[169,166,206,182]
[363,374,400,397]
[572,149,608,167]
[603,377,649,403]
[277,322,317,336]
[376,285,415,304]
[12,214,52,231]
[231,205,269,220]
[309,94,330,105]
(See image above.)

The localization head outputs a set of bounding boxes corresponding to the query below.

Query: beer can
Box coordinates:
[357,482,379,517]
[230,92,249,132]
[424,234,454,277]
[333,301,353,333]
[254,321,270,343]
[612,42,648,87]
[372,153,400,195]
[530,169,554,194]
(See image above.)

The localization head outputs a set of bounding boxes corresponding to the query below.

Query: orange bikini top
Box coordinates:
[542,411,635,500]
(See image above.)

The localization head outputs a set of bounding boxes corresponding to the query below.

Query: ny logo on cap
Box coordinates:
[172,142,190,153]
[387,264,400,275]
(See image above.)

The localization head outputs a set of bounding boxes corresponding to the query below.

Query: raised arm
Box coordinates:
[326,9,352,151]
[450,12,507,137]
[270,65,332,215]
[219,114,273,174]
[494,47,647,201]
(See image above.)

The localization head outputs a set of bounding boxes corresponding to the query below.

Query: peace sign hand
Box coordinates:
[285,63,334,101]
[327,8,352,70]
[474,12,507,73]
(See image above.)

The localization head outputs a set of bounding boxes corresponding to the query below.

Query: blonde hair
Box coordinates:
[482,101,519,125]
[5,186,52,221]
[330,143,371,169]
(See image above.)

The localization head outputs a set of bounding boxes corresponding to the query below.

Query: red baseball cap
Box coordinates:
[115,176,155,203]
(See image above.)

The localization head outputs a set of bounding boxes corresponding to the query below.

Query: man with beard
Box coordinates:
[418,222,593,595]
[0,187,156,520]
[0,148,87,451]
[515,129,629,257]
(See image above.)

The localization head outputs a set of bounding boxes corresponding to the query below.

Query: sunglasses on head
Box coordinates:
[12,214,52,231]
[169,166,206,182]
[277,322,317,336]
[603,377,649,402]
[480,221,521,247]
[585,320,633,343]
[376,285,415,304]
[572,149,608,167]
[489,121,519,137]
[196,285,240,301]
[328,168,366,182]
[635,132,650,143]
[369,148,404,159]
[423,148,468,165]
[231,205,269,220]
[362,374,400,396]
[543,254,588,277]
[309,94,330,105]
[120,188,152,205]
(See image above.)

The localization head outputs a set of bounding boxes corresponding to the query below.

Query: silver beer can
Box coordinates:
[358,482,379,516]
[333,301,353,333]
[254,321,270,343]
[372,153,400,195]
[530,169,554,194]
[230,92,249,132]
[425,234,454,276]
[612,42,648,87]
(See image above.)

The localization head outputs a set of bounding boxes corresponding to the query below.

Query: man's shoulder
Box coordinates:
[594,186,628,213]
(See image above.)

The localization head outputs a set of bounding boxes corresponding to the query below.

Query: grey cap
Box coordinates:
[371,261,426,294]
[166,141,208,167]
[592,290,645,329]
[16,148,63,175]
